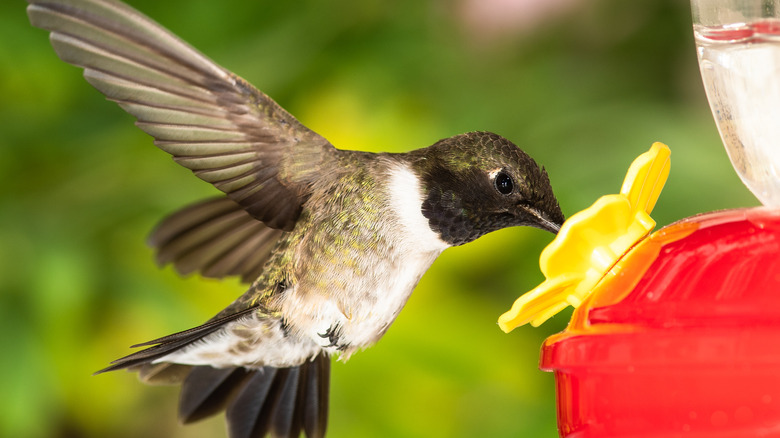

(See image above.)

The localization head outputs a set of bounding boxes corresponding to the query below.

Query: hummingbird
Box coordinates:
[27,0,565,437]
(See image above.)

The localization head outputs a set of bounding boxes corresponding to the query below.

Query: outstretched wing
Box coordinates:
[27,0,336,230]
[149,196,284,283]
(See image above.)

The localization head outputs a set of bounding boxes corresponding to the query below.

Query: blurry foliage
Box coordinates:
[0,0,758,437]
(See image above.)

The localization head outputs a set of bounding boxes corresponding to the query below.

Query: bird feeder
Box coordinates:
[500,0,780,433]
[499,142,780,437]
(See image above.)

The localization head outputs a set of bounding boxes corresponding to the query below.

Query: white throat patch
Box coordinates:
[386,162,450,252]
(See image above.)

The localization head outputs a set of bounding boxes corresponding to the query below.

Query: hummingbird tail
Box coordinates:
[178,356,330,438]
[106,355,331,438]
[96,303,331,438]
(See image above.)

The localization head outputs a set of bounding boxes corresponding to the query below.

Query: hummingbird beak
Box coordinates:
[525,206,563,234]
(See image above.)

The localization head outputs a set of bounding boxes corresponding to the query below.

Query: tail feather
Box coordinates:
[180,366,252,423]
[171,356,331,438]
[227,367,283,438]
[301,355,330,438]
[96,305,330,438]
[266,367,301,438]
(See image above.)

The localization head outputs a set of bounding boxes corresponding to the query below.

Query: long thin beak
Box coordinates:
[527,207,563,234]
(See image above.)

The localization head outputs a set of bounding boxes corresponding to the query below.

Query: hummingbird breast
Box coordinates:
[276,156,450,359]
[153,154,451,368]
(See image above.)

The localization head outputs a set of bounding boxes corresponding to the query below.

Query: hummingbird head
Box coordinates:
[414,131,564,246]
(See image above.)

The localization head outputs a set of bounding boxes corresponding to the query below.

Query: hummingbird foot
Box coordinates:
[317,324,349,351]
[317,324,341,347]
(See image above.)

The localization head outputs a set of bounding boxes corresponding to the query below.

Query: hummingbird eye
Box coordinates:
[494,171,514,195]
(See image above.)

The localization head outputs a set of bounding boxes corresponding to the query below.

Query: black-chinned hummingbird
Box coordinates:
[26,0,565,437]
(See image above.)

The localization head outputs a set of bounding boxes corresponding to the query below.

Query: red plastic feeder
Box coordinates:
[540,207,780,437]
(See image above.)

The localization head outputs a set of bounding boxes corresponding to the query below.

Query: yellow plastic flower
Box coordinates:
[498,142,671,331]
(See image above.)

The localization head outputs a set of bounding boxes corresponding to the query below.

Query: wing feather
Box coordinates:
[149,197,284,283]
[27,0,338,230]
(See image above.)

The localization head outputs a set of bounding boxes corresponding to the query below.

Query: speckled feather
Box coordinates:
[201,152,446,361]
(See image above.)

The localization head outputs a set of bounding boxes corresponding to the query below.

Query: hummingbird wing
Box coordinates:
[27,0,336,231]
[149,197,284,283]
[95,305,263,374]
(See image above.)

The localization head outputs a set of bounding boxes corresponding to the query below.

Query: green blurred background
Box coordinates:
[0,0,759,437]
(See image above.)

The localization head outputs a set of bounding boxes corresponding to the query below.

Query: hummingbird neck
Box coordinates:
[413,163,486,246]
[420,187,487,246]
[385,162,451,253]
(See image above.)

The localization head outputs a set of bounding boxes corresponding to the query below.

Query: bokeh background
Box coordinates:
[0,0,759,437]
